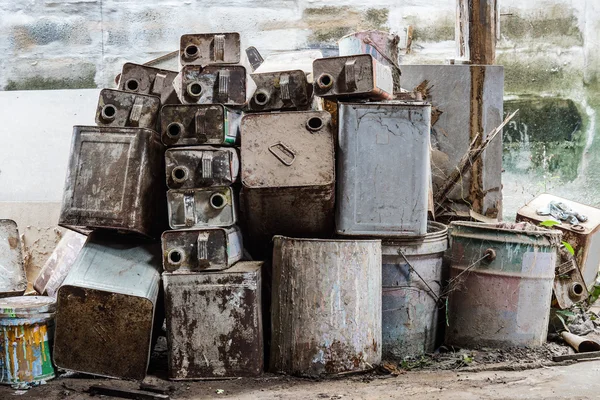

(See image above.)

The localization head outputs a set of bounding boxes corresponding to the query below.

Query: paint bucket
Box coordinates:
[446,222,561,348]
[0,296,56,385]
[382,222,448,360]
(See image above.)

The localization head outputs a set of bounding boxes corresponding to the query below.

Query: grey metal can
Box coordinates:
[165,146,239,189]
[0,220,27,298]
[167,187,237,229]
[173,65,247,106]
[160,104,240,147]
[95,89,160,130]
[179,33,241,67]
[161,227,243,272]
[118,62,180,105]
[248,70,311,112]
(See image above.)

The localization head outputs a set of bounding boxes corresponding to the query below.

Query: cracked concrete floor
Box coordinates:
[1,360,599,399]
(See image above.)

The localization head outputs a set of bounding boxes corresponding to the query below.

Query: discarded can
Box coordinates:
[95,89,160,130]
[179,33,241,67]
[271,237,382,376]
[0,220,27,298]
[516,193,600,289]
[167,187,237,229]
[312,54,393,100]
[552,246,588,309]
[160,104,240,146]
[118,63,180,105]
[240,111,335,253]
[59,126,166,239]
[336,102,431,237]
[446,222,561,348]
[0,296,56,386]
[173,65,247,106]
[163,261,263,379]
[382,222,448,360]
[165,146,239,189]
[33,231,87,298]
[249,70,311,111]
[53,233,162,380]
[161,227,243,272]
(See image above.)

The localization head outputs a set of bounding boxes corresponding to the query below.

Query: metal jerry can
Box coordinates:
[165,146,239,189]
[173,65,246,106]
[118,63,180,105]
[249,70,311,111]
[0,220,27,298]
[240,111,335,252]
[95,89,160,130]
[336,102,431,237]
[59,126,166,239]
[162,227,242,273]
[160,104,240,146]
[516,193,600,289]
[163,261,263,379]
[53,233,162,380]
[312,54,393,100]
[167,187,237,229]
[179,33,241,67]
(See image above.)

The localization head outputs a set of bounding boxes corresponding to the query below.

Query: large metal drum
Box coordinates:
[446,222,561,348]
[382,222,448,360]
[271,237,381,376]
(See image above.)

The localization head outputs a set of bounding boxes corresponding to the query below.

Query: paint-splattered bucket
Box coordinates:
[0,296,56,385]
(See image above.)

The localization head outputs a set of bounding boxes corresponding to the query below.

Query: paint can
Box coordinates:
[0,296,56,386]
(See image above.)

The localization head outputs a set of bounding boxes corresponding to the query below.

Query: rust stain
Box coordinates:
[7,236,18,249]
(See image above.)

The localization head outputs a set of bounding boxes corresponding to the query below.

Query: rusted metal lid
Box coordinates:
[0,296,56,317]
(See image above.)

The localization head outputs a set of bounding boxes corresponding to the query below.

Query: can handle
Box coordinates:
[213,34,225,62]
[194,109,209,143]
[268,142,296,166]
[183,192,196,227]
[202,152,214,178]
[128,96,144,127]
[218,69,230,100]
[280,73,291,101]
[152,72,167,95]
[344,59,357,91]
[197,232,210,261]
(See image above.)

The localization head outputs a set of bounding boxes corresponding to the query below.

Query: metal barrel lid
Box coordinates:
[0,296,56,317]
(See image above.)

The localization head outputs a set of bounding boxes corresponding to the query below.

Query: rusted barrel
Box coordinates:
[446,222,562,348]
[382,222,448,359]
[271,237,382,376]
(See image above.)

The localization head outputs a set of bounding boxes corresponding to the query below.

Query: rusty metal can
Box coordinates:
[165,146,239,189]
[179,33,241,67]
[336,101,431,237]
[271,237,382,376]
[53,233,162,380]
[95,89,160,130]
[249,70,311,112]
[167,187,237,230]
[160,104,240,146]
[0,220,27,298]
[161,227,243,273]
[312,54,393,100]
[173,65,247,106]
[163,261,263,379]
[58,126,167,239]
[240,111,335,253]
[516,193,600,289]
[118,62,180,105]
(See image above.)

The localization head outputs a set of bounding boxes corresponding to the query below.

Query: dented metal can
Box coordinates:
[446,222,561,348]
[118,62,180,105]
[312,54,393,100]
[165,146,239,189]
[271,237,382,376]
[161,227,243,272]
[336,102,431,237]
[0,220,27,298]
[59,126,166,239]
[174,65,247,106]
[179,33,241,67]
[249,70,311,111]
[163,261,263,379]
[53,233,162,380]
[33,230,87,298]
[167,187,237,229]
[160,104,240,146]
[95,89,160,130]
